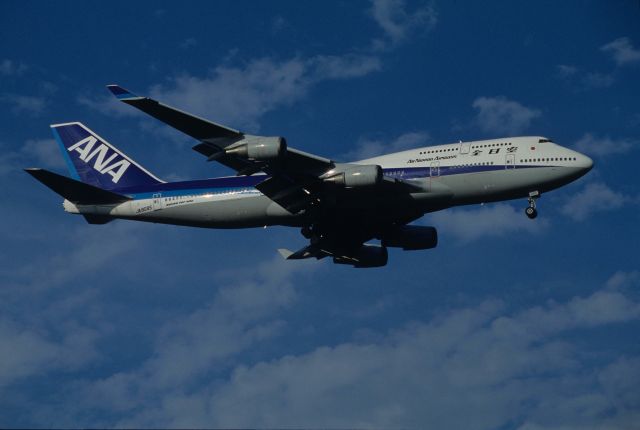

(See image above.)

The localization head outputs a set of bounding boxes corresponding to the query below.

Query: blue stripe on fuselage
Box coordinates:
[113,175,265,200]
[383,163,547,179]
[113,164,549,200]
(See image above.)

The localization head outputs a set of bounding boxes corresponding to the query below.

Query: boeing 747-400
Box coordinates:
[26,85,593,267]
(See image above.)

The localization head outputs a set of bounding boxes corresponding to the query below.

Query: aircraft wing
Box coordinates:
[107,85,450,216]
[108,84,335,213]
[107,84,242,141]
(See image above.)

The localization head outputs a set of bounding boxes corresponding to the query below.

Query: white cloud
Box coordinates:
[561,182,627,221]
[309,54,381,80]
[77,1,442,136]
[149,55,380,131]
[139,259,303,389]
[582,71,614,88]
[343,131,430,161]
[22,138,66,169]
[0,138,65,176]
[0,317,99,387]
[71,256,318,423]
[81,54,380,133]
[597,356,640,412]
[472,96,541,135]
[558,38,639,92]
[369,0,437,50]
[605,270,640,290]
[429,203,548,243]
[0,224,158,407]
[1,94,46,114]
[0,59,27,76]
[3,224,140,296]
[271,15,288,33]
[199,279,640,428]
[179,37,197,49]
[601,37,640,66]
[0,146,20,176]
[557,37,639,91]
[0,318,64,385]
[77,93,142,118]
[556,64,578,78]
[573,133,635,157]
[555,65,616,91]
[148,58,307,132]
[8,260,640,429]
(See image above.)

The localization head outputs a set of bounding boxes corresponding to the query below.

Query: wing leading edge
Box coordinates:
[107,84,242,142]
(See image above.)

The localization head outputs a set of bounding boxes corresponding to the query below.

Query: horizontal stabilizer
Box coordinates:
[25,168,131,204]
[278,244,328,260]
[278,248,294,259]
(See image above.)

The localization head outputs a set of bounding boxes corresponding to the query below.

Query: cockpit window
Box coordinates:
[538,138,554,143]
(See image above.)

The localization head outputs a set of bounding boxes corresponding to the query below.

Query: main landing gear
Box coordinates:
[525,191,540,219]
[301,226,314,239]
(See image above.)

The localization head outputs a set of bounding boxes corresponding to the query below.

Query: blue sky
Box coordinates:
[1,1,639,427]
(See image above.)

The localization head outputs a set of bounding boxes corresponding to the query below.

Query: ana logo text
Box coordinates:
[67,136,130,183]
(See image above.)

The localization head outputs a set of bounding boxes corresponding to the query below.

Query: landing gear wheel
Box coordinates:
[301,226,313,239]
[525,206,537,219]
[525,191,540,220]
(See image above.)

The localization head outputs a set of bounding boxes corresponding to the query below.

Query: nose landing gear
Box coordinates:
[525,191,540,219]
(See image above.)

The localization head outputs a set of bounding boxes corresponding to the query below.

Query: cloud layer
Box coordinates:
[369,0,438,50]
[430,203,547,243]
[343,131,431,161]
[574,133,636,157]
[79,53,381,136]
[148,55,381,132]
[0,59,27,76]
[473,96,541,135]
[53,270,639,429]
[0,94,46,115]
[561,182,629,221]
[601,37,640,66]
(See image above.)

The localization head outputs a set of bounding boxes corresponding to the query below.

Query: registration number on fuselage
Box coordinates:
[136,204,153,214]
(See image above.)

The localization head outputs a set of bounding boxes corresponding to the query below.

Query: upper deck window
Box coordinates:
[538,138,554,143]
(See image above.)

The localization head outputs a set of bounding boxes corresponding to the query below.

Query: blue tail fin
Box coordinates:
[51,122,163,190]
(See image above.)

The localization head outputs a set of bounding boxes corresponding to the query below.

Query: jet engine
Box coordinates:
[225,136,287,160]
[322,165,383,188]
[333,244,388,268]
[382,225,438,250]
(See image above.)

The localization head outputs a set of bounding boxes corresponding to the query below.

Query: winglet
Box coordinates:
[107,84,142,100]
[278,248,294,259]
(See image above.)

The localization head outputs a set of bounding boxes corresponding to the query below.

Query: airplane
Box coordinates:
[26,85,594,268]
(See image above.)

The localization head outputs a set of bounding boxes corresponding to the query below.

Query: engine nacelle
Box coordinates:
[382,225,438,250]
[323,165,383,188]
[333,244,388,268]
[225,136,287,160]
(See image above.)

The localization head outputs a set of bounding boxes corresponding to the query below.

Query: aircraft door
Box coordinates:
[430,161,440,177]
[152,193,164,211]
[505,154,515,169]
[460,142,470,154]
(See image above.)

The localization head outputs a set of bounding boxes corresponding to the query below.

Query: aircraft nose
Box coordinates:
[578,154,594,172]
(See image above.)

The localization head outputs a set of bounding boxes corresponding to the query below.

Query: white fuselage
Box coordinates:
[63,136,593,228]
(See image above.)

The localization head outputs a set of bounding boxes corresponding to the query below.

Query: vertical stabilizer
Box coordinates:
[51,122,163,190]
